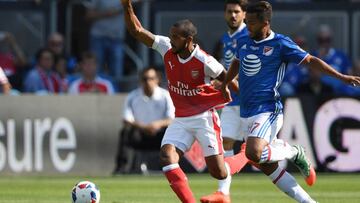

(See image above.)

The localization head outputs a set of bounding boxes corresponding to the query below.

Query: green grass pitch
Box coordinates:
[0,173,359,203]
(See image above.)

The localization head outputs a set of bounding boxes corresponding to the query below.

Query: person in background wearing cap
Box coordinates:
[312,24,352,94]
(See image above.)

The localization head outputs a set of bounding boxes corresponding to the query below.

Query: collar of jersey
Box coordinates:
[177,44,199,64]
[253,30,275,44]
[228,23,247,38]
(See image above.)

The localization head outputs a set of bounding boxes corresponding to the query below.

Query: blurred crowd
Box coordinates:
[0,0,360,96]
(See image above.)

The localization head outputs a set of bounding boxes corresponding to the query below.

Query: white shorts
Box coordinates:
[220,105,244,141]
[161,109,223,157]
[240,112,283,143]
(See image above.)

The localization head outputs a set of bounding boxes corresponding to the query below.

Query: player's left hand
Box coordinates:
[211,79,222,90]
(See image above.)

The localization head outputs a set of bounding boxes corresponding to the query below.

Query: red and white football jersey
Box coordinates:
[152,35,229,117]
[68,76,115,95]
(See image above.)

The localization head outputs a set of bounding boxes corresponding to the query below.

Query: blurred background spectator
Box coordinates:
[47,32,65,61]
[23,48,63,94]
[0,66,11,94]
[113,66,174,174]
[297,66,333,96]
[0,31,27,91]
[54,55,70,92]
[68,51,115,95]
[47,32,77,75]
[84,0,125,86]
[312,24,352,94]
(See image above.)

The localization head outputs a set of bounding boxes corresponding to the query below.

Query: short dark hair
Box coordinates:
[140,66,161,78]
[225,0,248,11]
[246,1,272,22]
[35,48,54,61]
[172,19,198,38]
[80,51,97,62]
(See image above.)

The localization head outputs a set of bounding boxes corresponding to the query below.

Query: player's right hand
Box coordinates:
[211,79,222,90]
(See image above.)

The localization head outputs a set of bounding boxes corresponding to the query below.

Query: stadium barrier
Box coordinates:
[0,95,359,175]
[0,95,124,175]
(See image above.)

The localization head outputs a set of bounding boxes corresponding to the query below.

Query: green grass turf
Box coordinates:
[0,173,359,203]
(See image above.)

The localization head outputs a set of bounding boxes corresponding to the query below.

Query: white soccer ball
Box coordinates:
[71,181,100,203]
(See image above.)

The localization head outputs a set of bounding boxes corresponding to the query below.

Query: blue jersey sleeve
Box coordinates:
[280,37,308,65]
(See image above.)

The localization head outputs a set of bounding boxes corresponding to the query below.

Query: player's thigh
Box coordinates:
[161,120,194,155]
[195,110,224,157]
[220,106,243,140]
[248,112,283,143]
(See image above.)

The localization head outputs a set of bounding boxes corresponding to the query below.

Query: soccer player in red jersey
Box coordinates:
[121,0,248,202]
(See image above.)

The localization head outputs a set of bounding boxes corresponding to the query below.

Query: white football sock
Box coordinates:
[259,139,298,163]
[216,150,234,194]
[269,166,316,203]
[217,163,231,195]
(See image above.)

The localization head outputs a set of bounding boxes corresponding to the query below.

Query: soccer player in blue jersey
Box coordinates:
[201,0,248,202]
[221,1,360,203]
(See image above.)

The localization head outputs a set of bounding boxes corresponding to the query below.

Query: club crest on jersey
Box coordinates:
[191,70,200,79]
[263,46,274,56]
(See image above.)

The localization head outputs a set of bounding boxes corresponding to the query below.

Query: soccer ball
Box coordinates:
[71,181,100,203]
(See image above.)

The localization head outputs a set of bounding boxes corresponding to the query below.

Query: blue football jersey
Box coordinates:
[221,24,248,106]
[236,31,308,118]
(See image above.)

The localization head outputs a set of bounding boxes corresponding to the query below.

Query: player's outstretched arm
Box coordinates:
[301,55,360,87]
[121,0,155,47]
